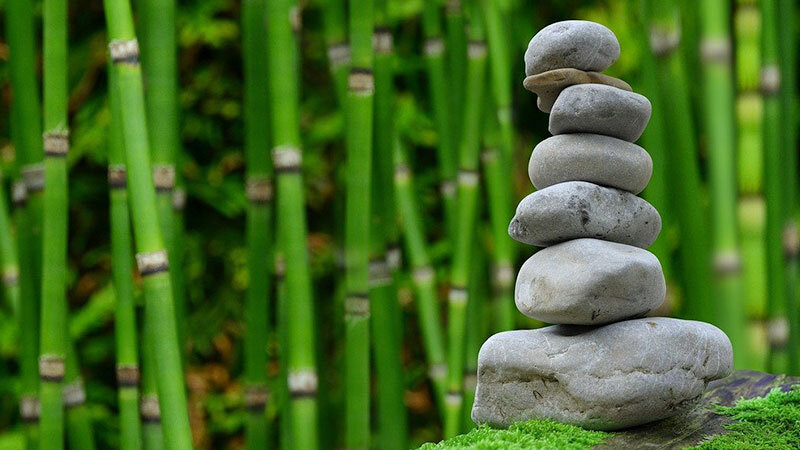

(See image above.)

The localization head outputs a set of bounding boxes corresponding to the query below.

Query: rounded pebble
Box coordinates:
[525,20,620,76]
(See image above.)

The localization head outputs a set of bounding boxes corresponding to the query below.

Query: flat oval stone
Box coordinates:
[525,20,620,76]
[471,317,733,430]
[550,84,652,142]
[529,134,652,194]
[514,238,665,324]
[523,68,632,113]
[509,182,661,248]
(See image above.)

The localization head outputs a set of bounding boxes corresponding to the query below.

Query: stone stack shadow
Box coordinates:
[471,20,734,431]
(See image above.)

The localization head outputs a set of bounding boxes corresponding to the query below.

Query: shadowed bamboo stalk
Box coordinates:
[0,169,21,317]
[264,1,319,448]
[64,342,96,449]
[462,239,487,432]
[243,0,273,446]
[6,0,44,442]
[444,2,487,436]
[445,0,467,156]
[107,62,143,450]
[38,0,70,444]
[699,0,748,369]
[102,0,193,447]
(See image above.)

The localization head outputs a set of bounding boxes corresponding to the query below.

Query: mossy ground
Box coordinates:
[420,386,800,450]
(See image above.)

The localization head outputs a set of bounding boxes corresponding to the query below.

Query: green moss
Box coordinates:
[417,419,611,450]
[689,387,800,450]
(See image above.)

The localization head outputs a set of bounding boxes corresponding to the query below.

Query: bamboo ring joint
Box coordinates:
[140,394,161,423]
[244,386,270,411]
[136,250,170,276]
[458,169,479,187]
[767,317,789,348]
[373,28,393,54]
[39,355,66,382]
[288,370,318,398]
[424,38,445,57]
[327,43,351,68]
[467,41,487,59]
[449,286,468,305]
[700,38,731,64]
[649,28,680,57]
[109,39,140,65]
[368,259,391,288]
[412,266,434,283]
[108,165,127,189]
[19,396,40,422]
[348,69,375,94]
[43,131,69,157]
[345,293,370,317]
[116,364,141,387]
[12,181,27,206]
[272,146,302,172]
[246,177,274,204]
[172,188,187,211]
[761,65,781,95]
[152,165,176,192]
[22,164,45,193]
[63,380,87,408]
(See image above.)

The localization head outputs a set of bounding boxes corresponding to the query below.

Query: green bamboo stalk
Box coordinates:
[243,0,273,446]
[264,1,319,448]
[761,0,794,374]
[108,60,143,450]
[0,169,21,317]
[444,2,487,436]
[273,251,292,450]
[392,139,447,410]
[461,239,486,433]
[649,0,715,323]
[102,0,193,447]
[421,0,457,242]
[141,327,165,450]
[38,0,70,444]
[6,0,44,441]
[699,0,748,369]
[369,9,406,449]
[482,0,513,161]
[323,0,349,105]
[445,0,467,154]
[64,342,96,450]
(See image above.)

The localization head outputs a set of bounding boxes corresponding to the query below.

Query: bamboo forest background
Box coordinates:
[0,0,796,448]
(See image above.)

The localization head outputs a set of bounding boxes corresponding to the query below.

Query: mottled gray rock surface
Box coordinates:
[523,68,632,113]
[471,318,733,430]
[529,134,652,194]
[509,181,661,248]
[515,238,665,324]
[525,21,620,76]
[550,84,652,142]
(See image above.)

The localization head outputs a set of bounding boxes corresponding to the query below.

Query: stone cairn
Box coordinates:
[470,20,734,431]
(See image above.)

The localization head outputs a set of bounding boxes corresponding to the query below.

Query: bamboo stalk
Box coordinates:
[141,327,165,450]
[6,0,44,441]
[38,0,70,444]
[445,0,467,154]
[323,0,349,105]
[264,1,319,448]
[243,0,273,446]
[107,61,143,450]
[461,239,486,432]
[64,342,96,449]
[699,0,748,369]
[0,169,21,318]
[444,1,487,436]
[482,0,513,161]
[102,0,193,447]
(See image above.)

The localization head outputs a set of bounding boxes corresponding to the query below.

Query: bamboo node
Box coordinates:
[272,146,303,172]
[760,65,781,95]
[700,37,731,64]
[393,164,410,182]
[152,164,176,192]
[368,259,392,287]
[782,221,799,258]
[108,165,127,189]
[458,169,479,187]
[480,147,498,164]
[136,250,170,276]
[63,380,87,408]
[424,38,445,56]
[429,363,447,380]
[345,293,370,317]
[38,355,66,381]
[43,131,69,157]
[116,364,141,387]
[767,317,789,348]
[449,286,468,305]
[274,254,286,280]
[289,6,302,33]
[412,266,434,283]
[649,28,680,57]
[712,251,742,277]
[386,245,402,270]
[140,394,161,423]
[173,188,187,211]
[108,39,140,64]
[467,41,488,59]
[288,370,318,397]
[348,69,375,94]
[22,164,45,193]
[373,28,394,54]
[244,385,270,411]
[327,43,351,68]
[19,396,40,422]
[446,0,462,14]
[2,267,19,286]
[12,181,27,206]
[493,264,515,288]
[441,180,457,197]
[246,177,274,204]
[462,372,478,392]
[445,391,462,406]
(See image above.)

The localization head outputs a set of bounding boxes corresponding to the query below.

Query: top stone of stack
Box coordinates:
[524,20,620,77]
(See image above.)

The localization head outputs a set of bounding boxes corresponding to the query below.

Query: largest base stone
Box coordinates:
[471,318,733,430]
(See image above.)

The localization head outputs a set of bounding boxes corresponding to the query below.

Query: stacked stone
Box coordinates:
[471,21,734,431]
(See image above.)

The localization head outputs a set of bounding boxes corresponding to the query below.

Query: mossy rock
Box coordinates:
[421,370,800,449]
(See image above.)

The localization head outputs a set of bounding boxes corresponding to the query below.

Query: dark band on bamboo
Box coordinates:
[108,39,140,65]
[449,286,468,305]
[328,42,351,68]
[368,258,391,288]
[467,41,487,59]
[767,317,788,348]
[140,394,161,423]
[246,177,274,204]
[386,245,401,270]
[649,28,681,57]
[412,265,434,283]
[458,169,479,186]
[345,293,370,317]
[22,164,45,193]
[63,380,87,408]
[274,254,286,281]
[288,370,318,398]
[700,38,731,64]
[373,28,393,54]
[12,181,27,206]
[43,131,69,157]
[424,38,444,57]
[153,164,176,193]
[244,386,270,412]
[116,364,141,387]
[272,146,302,173]
[136,250,170,276]
[2,267,19,287]
[108,165,127,189]
[760,65,781,95]
[38,355,66,382]
[783,222,799,258]
[19,396,40,423]
[348,68,375,94]
[173,187,187,211]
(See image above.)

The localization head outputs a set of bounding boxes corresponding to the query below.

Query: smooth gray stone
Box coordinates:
[514,238,665,324]
[549,84,652,142]
[525,20,620,76]
[523,68,632,113]
[529,134,652,194]
[509,182,661,248]
[471,318,733,430]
